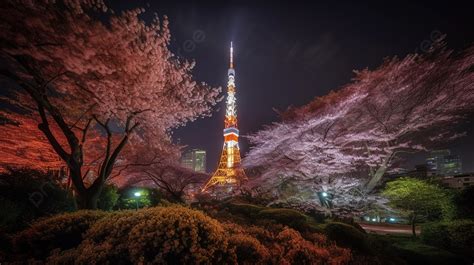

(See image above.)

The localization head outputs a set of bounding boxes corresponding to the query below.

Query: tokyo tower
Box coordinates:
[202,42,247,192]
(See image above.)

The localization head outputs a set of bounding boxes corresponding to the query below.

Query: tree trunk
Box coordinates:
[172,192,184,203]
[365,154,392,193]
[411,214,417,238]
[77,189,101,210]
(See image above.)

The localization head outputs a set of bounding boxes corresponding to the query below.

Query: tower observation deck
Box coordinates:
[202,42,247,192]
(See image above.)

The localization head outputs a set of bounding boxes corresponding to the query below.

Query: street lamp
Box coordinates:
[322,192,328,197]
[134,192,141,211]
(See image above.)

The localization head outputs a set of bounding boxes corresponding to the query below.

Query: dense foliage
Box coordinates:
[243,42,474,215]
[96,184,120,211]
[453,186,474,219]
[0,0,220,209]
[0,168,75,232]
[421,219,474,257]
[221,221,352,265]
[115,187,163,210]
[6,206,355,264]
[13,210,107,260]
[382,178,454,236]
[324,222,370,253]
[49,207,231,264]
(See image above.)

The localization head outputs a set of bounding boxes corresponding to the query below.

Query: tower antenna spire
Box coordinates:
[202,42,247,192]
[230,41,233,69]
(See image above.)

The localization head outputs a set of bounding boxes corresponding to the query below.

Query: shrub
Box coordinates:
[258,208,307,228]
[324,222,371,253]
[453,186,474,219]
[228,234,270,265]
[0,197,25,231]
[332,216,367,234]
[420,222,451,249]
[421,219,474,256]
[97,184,119,211]
[276,227,351,265]
[222,222,351,265]
[226,202,265,218]
[115,187,162,210]
[13,210,107,260]
[0,168,76,232]
[48,206,232,264]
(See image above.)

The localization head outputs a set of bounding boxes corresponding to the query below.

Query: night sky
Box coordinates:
[114,1,474,173]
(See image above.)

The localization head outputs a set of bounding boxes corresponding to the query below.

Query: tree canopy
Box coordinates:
[244,42,474,214]
[382,177,454,236]
[0,0,220,208]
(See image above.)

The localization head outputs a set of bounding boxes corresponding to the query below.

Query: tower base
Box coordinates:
[202,149,247,192]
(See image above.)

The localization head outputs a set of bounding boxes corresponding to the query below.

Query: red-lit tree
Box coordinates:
[244,43,474,213]
[0,112,64,172]
[0,0,220,208]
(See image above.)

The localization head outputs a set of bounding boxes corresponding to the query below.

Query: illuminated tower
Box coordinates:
[202,42,247,191]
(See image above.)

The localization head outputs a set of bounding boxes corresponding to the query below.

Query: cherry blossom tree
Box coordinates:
[127,163,208,203]
[118,144,209,202]
[0,0,220,208]
[244,42,474,214]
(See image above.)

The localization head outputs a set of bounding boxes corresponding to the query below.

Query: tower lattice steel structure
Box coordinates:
[202,42,247,191]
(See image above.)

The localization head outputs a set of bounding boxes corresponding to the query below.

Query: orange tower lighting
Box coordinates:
[202,42,247,191]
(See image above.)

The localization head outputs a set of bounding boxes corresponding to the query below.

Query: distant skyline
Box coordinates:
[116,1,474,172]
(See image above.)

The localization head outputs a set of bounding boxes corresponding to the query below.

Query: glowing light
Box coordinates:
[322,192,328,197]
[202,42,247,191]
[389,217,396,222]
[134,192,141,197]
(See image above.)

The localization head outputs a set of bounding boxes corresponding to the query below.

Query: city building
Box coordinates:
[407,164,437,179]
[443,155,463,176]
[439,173,474,189]
[426,149,462,176]
[181,149,207,173]
[202,42,247,192]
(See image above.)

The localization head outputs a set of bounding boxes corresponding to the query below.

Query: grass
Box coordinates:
[368,234,470,265]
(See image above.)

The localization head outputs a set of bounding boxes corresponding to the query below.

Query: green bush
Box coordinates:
[97,184,119,211]
[325,222,371,253]
[223,204,324,233]
[0,168,76,232]
[47,206,232,264]
[115,187,162,210]
[421,219,474,256]
[226,202,265,217]
[420,223,451,249]
[13,210,107,260]
[454,186,474,219]
[257,208,317,232]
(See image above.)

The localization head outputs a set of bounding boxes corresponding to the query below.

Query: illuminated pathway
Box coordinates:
[358,223,421,235]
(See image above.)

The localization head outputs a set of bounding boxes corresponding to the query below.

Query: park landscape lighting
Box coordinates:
[134,192,141,211]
